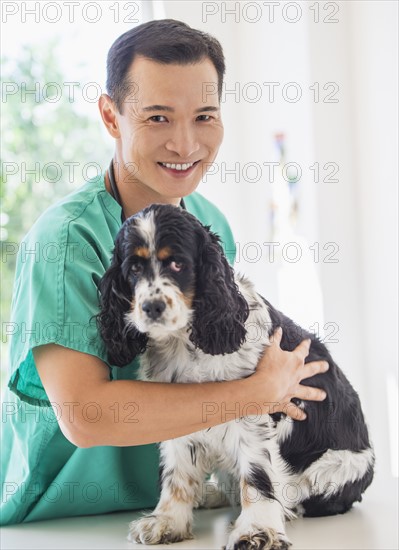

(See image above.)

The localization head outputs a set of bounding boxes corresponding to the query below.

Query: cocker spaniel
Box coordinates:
[98,203,374,549]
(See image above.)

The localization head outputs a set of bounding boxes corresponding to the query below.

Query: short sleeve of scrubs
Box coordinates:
[7,175,121,405]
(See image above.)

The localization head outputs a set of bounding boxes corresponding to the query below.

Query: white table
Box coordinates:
[2,476,397,550]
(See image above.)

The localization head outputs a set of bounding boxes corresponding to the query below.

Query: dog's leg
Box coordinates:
[296,447,375,516]
[225,435,293,550]
[128,438,207,544]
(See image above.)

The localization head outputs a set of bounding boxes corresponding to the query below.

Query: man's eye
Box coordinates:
[197,114,212,121]
[149,115,167,123]
[169,261,183,273]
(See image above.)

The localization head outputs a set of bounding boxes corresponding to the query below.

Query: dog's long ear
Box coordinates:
[190,226,249,355]
[97,245,148,367]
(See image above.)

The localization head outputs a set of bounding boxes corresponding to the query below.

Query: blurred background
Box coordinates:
[1,0,397,504]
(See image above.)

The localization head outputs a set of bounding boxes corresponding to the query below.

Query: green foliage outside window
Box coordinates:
[1,40,113,389]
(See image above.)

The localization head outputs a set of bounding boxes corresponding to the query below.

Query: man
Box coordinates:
[1,19,328,525]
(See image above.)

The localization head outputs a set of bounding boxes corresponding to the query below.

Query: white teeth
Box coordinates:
[160,162,195,171]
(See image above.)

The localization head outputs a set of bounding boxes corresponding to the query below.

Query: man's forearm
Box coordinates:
[78,377,260,447]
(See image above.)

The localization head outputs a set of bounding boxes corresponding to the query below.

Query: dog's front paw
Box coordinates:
[225,527,291,550]
[128,513,193,545]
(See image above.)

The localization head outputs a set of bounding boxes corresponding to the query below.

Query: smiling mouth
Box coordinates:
[157,160,200,175]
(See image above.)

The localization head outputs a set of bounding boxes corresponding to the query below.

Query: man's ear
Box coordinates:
[98,94,121,139]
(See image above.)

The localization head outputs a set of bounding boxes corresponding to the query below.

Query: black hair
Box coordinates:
[106,18,225,113]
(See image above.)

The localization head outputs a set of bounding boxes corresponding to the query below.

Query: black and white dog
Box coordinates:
[98,203,374,549]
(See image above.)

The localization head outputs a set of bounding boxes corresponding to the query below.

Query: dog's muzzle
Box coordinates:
[142,299,166,321]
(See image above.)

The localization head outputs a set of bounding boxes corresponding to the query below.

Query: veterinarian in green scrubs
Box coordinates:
[1,19,328,525]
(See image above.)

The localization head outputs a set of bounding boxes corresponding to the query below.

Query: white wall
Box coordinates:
[308,0,398,480]
[162,1,398,481]
[348,0,398,478]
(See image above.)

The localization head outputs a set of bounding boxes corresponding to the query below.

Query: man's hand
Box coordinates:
[252,327,329,421]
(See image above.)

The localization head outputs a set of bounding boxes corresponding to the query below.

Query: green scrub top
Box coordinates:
[1,174,236,525]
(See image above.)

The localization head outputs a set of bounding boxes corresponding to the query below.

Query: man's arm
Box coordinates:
[33,333,328,448]
[34,344,255,447]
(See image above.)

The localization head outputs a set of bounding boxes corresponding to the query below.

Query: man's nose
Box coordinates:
[165,123,200,159]
[142,299,166,320]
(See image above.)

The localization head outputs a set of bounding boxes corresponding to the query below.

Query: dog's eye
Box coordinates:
[169,261,183,273]
[131,263,143,276]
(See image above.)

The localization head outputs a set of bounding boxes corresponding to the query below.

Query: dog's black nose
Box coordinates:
[142,299,166,320]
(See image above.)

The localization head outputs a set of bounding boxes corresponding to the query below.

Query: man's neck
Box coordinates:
[104,166,181,218]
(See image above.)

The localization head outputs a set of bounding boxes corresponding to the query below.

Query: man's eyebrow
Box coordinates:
[142,105,174,112]
[141,105,220,113]
[195,106,220,114]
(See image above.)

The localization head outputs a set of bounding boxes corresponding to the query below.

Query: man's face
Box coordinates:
[113,56,224,202]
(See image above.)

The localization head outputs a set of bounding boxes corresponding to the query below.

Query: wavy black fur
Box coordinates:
[189,222,249,355]
[97,216,149,366]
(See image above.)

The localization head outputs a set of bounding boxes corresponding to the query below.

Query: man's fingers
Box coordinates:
[296,385,327,402]
[303,360,329,378]
[270,326,283,347]
[294,337,312,359]
[284,402,307,421]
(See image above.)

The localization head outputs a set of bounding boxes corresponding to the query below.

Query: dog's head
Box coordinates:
[97,204,249,366]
